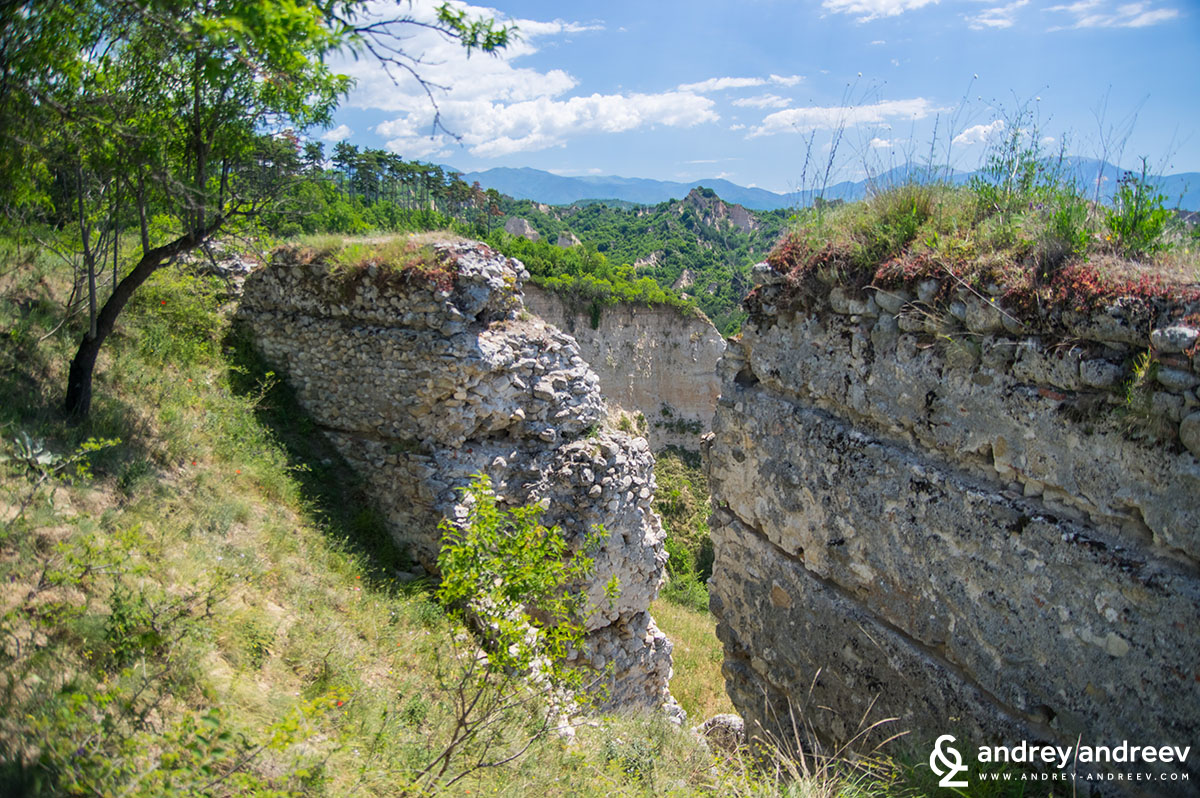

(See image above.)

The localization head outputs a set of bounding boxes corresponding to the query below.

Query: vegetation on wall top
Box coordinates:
[765,136,1199,335]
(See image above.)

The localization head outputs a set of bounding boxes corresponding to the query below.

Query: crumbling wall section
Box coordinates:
[238,242,675,713]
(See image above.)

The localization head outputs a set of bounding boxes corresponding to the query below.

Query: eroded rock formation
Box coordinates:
[238,241,674,713]
[522,283,725,451]
[707,265,1200,790]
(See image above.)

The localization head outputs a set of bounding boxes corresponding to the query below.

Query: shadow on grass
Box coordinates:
[222,322,418,591]
[0,296,166,485]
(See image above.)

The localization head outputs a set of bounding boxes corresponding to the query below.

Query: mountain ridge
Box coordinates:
[456,161,1200,211]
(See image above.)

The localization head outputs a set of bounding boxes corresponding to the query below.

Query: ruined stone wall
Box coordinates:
[237,242,675,714]
[706,265,1200,791]
[522,283,725,451]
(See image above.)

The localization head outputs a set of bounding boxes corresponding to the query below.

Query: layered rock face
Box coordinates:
[523,283,725,451]
[707,267,1200,789]
[238,241,673,712]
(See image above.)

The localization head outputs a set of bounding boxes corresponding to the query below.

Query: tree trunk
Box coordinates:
[64,218,222,420]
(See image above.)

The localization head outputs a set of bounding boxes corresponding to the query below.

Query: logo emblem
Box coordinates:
[930,734,969,788]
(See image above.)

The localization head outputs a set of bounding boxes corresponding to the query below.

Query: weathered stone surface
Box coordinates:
[709,276,1200,791]
[523,283,725,451]
[1157,366,1199,392]
[1182,412,1200,457]
[964,296,1004,333]
[872,286,911,315]
[504,217,540,241]
[727,310,1198,556]
[1080,358,1124,389]
[239,241,674,714]
[1151,325,1198,354]
[708,387,1199,744]
[556,231,582,248]
[696,713,745,753]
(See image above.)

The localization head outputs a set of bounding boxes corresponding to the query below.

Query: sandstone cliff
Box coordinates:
[522,283,725,451]
[237,241,674,713]
[707,264,1200,790]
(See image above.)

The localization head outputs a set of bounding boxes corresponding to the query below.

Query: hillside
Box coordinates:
[495,188,788,334]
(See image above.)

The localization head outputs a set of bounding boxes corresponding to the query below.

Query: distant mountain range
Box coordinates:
[455,160,1200,211]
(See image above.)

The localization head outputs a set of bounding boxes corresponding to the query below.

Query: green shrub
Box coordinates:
[1106,159,1171,258]
[1036,187,1093,270]
[969,109,1051,221]
[437,474,608,678]
[659,569,710,614]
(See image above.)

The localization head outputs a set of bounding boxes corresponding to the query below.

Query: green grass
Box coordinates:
[651,598,733,722]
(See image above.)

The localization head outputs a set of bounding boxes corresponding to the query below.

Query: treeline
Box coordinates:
[259,141,506,237]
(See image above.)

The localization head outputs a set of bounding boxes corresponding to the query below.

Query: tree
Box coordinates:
[0,0,513,419]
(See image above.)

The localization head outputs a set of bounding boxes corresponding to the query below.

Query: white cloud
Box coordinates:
[515,18,605,36]
[967,0,1030,29]
[869,137,893,148]
[870,39,887,45]
[822,0,939,23]
[678,77,764,93]
[952,119,1005,146]
[378,92,717,158]
[749,98,945,137]
[334,1,718,157]
[769,74,804,87]
[320,124,353,143]
[733,94,792,109]
[677,74,803,93]
[729,123,747,131]
[1047,0,1180,28]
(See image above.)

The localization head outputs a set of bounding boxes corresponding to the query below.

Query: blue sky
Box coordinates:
[325,0,1200,194]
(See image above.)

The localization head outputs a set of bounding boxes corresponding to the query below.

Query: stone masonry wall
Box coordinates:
[237,242,675,713]
[523,283,726,451]
[706,264,1200,793]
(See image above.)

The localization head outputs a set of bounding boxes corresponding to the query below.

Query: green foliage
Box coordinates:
[437,474,604,681]
[852,184,936,268]
[1042,188,1092,265]
[491,194,788,335]
[487,231,701,319]
[968,109,1057,224]
[1106,160,1172,258]
[434,2,515,54]
[129,267,227,365]
[653,448,714,614]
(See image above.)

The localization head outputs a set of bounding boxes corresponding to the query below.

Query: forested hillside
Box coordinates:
[497,189,788,333]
